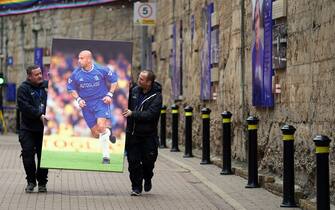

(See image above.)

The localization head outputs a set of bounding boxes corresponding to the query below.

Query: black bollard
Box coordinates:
[280,125,297,207]
[184,106,193,158]
[159,105,167,148]
[171,104,180,152]
[220,111,233,175]
[200,108,211,164]
[313,135,332,210]
[245,116,259,188]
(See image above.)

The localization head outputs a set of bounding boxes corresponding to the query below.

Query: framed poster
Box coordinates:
[41,38,132,172]
[272,22,287,70]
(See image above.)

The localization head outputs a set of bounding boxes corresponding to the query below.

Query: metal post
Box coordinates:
[183,106,193,158]
[220,111,233,175]
[280,125,297,207]
[171,104,180,152]
[246,116,259,188]
[313,135,331,210]
[200,107,211,164]
[159,105,167,148]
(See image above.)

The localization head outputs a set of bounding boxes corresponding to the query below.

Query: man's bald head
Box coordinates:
[79,50,92,58]
[78,50,93,70]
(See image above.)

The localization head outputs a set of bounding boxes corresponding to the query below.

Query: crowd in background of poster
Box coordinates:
[251,0,274,107]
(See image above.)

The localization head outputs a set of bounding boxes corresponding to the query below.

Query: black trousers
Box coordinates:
[19,130,48,185]
[126,134,158,191]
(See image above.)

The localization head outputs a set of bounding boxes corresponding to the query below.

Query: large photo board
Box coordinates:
[41,39,132,172]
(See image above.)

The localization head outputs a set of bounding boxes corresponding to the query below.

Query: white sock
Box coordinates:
[99,128,111,159]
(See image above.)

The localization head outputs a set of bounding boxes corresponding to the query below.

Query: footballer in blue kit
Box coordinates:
[67,50,118,164]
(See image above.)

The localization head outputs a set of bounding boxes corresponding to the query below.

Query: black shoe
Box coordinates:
[38,184,47,193]
[108,128,116,143]
[131,189,141,196]
[144,179,152,192]
[102,157,110,164]
[25,182,36,193]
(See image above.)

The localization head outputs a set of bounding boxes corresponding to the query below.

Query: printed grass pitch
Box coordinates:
[41,151,124,172]
[41,134,125,172]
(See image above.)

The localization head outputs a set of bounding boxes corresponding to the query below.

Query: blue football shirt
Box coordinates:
[67,63,118,101]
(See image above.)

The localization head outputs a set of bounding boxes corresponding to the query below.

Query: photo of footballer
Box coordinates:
[67,50,118,164]
[40,39,132,172]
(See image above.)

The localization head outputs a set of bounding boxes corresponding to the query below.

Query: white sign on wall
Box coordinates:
[134,2,156,26]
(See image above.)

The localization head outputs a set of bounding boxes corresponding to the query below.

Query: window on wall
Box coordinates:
[272,0,287,70]
[272,0,287,97]
[200,2,218,101]
[210,16,220,100]
[272,21,287,70]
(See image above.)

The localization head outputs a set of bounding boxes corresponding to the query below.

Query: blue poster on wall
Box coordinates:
[5,83,16,102]
[200,3,213,100]
[251,0,274,107]
[6,56,13,66]
[34,48,43,69]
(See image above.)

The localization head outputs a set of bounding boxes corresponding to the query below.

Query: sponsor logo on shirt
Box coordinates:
[79,81,100,89]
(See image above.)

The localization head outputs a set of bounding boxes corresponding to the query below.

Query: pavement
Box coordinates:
[0,133,316,210]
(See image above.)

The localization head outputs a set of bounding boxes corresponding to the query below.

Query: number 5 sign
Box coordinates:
[134,2,156,26]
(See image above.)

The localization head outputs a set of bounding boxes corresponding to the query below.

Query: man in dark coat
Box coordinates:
[17,65,48,193]
[123,70,162,196]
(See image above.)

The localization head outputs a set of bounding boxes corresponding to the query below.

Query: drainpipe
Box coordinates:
[240,0,246,119]
[240,0,248,160]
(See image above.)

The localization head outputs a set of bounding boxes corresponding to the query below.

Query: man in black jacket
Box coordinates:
[123,70,162,196]
[17,65,48,193]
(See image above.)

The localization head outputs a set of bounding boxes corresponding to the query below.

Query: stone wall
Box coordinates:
[151,0,335,203]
